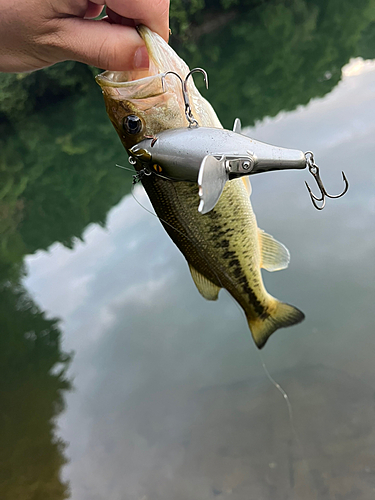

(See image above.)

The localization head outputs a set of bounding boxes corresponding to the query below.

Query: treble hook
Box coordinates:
[304,152,349,210]
[161,68,208,128]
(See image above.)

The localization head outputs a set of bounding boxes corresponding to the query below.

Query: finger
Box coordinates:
[85,2,104,19]
[55,18,149,70]
[106,9,137,30]
[90,0,170,41]
[106,7,135,26]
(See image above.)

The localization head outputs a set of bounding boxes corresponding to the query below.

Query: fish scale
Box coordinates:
[141,172,269,323]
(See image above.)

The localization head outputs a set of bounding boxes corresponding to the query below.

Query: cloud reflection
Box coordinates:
[24,61,375,500]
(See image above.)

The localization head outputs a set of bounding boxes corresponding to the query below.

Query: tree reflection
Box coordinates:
[177,0,375,128]
[0,268,71,499]
[0,87,135,498]
[0,90,132,267]
[0,53,134,500]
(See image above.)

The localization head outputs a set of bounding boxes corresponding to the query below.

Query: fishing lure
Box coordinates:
[128,68,349,214]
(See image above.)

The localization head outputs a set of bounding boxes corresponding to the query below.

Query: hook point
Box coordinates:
[304,158,348,210]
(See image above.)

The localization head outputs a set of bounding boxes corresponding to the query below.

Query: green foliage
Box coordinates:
[0,87,132,270]
[170,0,206,36]
[176,0,375,128]
[0,273,71,500]
[356,21,375,58]
[0,62,96,121]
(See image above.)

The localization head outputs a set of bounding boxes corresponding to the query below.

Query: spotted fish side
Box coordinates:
[141,174,304,348]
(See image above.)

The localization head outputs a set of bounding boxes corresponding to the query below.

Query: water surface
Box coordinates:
[1,2,375,499]
[23,58,375,500]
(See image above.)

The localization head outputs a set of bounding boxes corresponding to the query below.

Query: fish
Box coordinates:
[96,26,305,348]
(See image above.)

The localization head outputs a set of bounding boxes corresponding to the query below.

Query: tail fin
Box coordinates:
[247,300,305,349]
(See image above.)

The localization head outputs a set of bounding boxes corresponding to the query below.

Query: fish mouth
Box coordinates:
[95,25,189,98]
[96,26,221,129]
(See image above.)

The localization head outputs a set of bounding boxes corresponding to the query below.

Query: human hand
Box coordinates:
[0,0,169,73]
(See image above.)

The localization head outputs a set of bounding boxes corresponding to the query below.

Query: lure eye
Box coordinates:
[123,115,143,135]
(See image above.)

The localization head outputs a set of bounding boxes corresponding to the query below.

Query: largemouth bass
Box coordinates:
[96,26,304,348]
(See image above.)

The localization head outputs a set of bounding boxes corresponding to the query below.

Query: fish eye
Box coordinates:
[123,115,143,135]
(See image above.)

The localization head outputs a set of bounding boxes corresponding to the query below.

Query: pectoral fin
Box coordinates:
[198,155,229,214]
[189,264,221,301]
[258,229,290,272]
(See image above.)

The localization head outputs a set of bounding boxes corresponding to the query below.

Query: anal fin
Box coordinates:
[189,264,221,301]
[258,229,290,272]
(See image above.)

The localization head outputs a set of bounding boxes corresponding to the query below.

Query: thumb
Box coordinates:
[55,18,149,70]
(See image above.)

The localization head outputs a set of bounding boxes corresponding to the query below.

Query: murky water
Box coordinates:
[1,2,375,499]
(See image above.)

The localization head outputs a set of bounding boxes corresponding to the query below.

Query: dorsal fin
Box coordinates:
[233,118,242,134]
[258,229,290,272]
[188,264,221,300]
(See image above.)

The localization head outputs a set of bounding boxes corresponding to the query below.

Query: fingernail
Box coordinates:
[134,45,149,69]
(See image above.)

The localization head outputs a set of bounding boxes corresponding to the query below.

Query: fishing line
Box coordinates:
[128,173,228,291]
[222,263,314,494]
[258,351,296,434]
[257,350,315,496]
[116,163,178,220]
[115,163,136,173]
[227,296,298,431]
[131,185,161,219]
[130,183,225,286]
